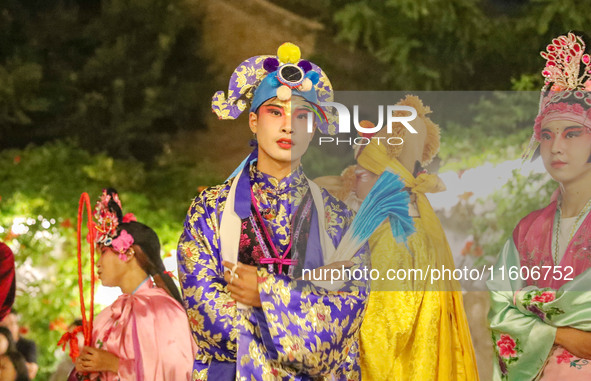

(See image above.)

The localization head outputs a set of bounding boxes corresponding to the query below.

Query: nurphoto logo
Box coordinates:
[306,102,418,146]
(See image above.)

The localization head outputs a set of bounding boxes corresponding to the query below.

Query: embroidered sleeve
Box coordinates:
[321,189,354,247]
[255,269,368,377]
[177,183,238,364]
[488,239,557,381]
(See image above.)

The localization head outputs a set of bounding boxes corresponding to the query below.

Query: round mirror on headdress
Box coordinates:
[211,42,338,135]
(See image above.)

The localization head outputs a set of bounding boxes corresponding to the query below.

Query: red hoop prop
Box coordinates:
[58,192,95,361]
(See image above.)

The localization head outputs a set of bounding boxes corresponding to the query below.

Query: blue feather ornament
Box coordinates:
[327,168,415,263]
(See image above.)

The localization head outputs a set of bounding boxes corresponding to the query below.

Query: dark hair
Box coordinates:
[69,319,83,330]
[104,187,123,223]
[103,189,183,306]
[0,326,16,353]
[119,221,183,305]
[3,351,30,381]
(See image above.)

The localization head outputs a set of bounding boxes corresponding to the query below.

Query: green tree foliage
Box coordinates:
[325,0,591,172]
[471,170,556,265]
[0,141,221,378]
[438,91,539,171]
[0,0,211,162]
[333,0,489,90]
[333,0,591,91]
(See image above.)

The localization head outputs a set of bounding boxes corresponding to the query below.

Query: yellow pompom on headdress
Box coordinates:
[211,42,338,134]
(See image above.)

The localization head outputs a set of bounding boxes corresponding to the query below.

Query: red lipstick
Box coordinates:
[277,139,293,149]
[551,160,566,168]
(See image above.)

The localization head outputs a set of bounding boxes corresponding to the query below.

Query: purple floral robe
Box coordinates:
[177,164,368,381]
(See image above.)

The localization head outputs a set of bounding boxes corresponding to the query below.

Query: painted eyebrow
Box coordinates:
[265,103,285,109]
[563,126,584,131]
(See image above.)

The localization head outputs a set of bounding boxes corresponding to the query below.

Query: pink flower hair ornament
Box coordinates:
[122,213,137,223]
[93,189,136,260]
[111,230,135,261]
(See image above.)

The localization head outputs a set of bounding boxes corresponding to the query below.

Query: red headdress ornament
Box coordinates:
[525,33,591,158]
[94,189,135,261]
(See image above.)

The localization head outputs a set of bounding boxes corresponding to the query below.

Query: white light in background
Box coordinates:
[429,158,547,212]
[427,158,549,272]
[94,285,122,307]
[11,218,29,235]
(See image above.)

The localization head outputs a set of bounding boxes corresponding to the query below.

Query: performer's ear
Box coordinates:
[249,112,258,134]
[122,246,137,263]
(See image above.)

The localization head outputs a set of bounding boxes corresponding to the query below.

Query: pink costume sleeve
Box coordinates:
[91,282,197,381]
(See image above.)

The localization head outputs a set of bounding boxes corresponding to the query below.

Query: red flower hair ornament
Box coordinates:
[94,190,135,260]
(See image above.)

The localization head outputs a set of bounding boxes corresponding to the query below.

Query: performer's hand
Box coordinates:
[555,327,591,359]
[223,261,262,307]
[25,361,38,380]
[75,347,120,374]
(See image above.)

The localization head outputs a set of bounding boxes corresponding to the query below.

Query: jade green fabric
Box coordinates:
[488,239,591,380]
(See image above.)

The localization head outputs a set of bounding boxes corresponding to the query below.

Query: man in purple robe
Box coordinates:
[177,43,368,380]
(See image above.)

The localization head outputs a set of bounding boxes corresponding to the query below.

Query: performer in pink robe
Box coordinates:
[488,33,591,380]
[74,188,196,381]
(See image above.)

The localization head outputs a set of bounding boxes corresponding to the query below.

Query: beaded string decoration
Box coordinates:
[553,197,591,264]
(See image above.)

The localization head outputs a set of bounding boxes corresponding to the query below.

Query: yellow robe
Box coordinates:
[358,151,479,381]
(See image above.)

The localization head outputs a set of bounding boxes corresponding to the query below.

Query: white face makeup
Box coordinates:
[539,119,591,186]
[249,97,314,176]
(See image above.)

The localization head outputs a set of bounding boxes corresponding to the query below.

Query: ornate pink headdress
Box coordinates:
[528,33,591,152]
[94,189,136,261]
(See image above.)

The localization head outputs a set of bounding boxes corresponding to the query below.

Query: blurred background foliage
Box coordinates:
[1,0,591,378]
[0,141,222,377]
[469,170,556,267]
[0,0,211,162]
